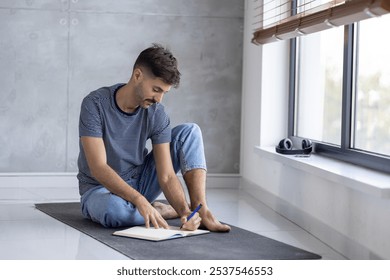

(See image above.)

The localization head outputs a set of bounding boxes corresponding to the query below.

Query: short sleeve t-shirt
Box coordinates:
[77,83,171,195]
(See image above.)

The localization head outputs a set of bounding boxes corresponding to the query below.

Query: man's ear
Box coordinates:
[133,68,143,82]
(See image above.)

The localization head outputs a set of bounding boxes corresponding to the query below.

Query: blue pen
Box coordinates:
[181,204,202,229]
[187,204,202,221]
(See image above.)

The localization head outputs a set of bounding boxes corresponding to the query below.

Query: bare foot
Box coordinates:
[152,201,179,220]
[200,208,231,232]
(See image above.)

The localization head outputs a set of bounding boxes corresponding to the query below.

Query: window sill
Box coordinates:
[255,146,390,199]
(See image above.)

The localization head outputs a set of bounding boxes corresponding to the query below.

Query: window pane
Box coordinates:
[296,27,344,144]
[354,16,390,156]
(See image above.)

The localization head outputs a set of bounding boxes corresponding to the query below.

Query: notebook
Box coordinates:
[113,226,210,242]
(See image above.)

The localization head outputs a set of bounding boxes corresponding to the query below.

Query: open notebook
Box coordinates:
[113,226,210,241]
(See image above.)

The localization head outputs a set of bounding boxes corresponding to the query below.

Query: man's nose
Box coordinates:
[154,93,164,103]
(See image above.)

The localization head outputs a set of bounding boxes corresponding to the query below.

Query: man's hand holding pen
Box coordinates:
[180,204,202,231]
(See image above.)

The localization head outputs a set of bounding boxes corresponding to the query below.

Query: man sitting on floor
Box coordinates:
[77,43,230,232]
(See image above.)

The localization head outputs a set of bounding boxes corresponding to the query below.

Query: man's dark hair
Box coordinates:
[134,43,181,88]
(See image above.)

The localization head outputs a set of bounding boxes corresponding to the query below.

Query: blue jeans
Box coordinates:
[80,123,207,228]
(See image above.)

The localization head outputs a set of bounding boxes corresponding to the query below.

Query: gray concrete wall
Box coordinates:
[0,0,243,173]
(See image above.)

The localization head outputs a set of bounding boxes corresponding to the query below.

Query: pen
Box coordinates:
[187,203,202,221]
[180,203,202,229]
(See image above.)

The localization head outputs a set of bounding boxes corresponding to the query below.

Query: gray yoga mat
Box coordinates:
[35,202,321,260]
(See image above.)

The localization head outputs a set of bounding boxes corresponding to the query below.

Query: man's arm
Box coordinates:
[81,136,169,229]
[152,142,201,230]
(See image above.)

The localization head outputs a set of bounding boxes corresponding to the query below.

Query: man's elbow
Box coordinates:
[158,173,176,187]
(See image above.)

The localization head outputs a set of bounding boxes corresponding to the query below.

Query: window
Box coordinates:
[289,15,390,173]
[354,16,390,156]
[295,26,344,145]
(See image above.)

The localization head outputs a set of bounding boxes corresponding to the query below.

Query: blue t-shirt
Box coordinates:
[77,83,171,195]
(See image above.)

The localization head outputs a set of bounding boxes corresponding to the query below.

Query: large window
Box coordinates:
[354,17,390,156]
[290,15,390,173]
[295,26,344,145]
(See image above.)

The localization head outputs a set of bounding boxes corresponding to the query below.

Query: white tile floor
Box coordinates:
[0,186,346,260]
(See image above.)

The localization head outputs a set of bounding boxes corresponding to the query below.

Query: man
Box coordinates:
[77,43,230,232]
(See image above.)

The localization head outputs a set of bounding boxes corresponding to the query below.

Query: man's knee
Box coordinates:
[173,123,202,140]
[181,123,201,133]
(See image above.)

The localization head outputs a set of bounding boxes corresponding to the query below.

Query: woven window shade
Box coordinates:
[252,0,390,45]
